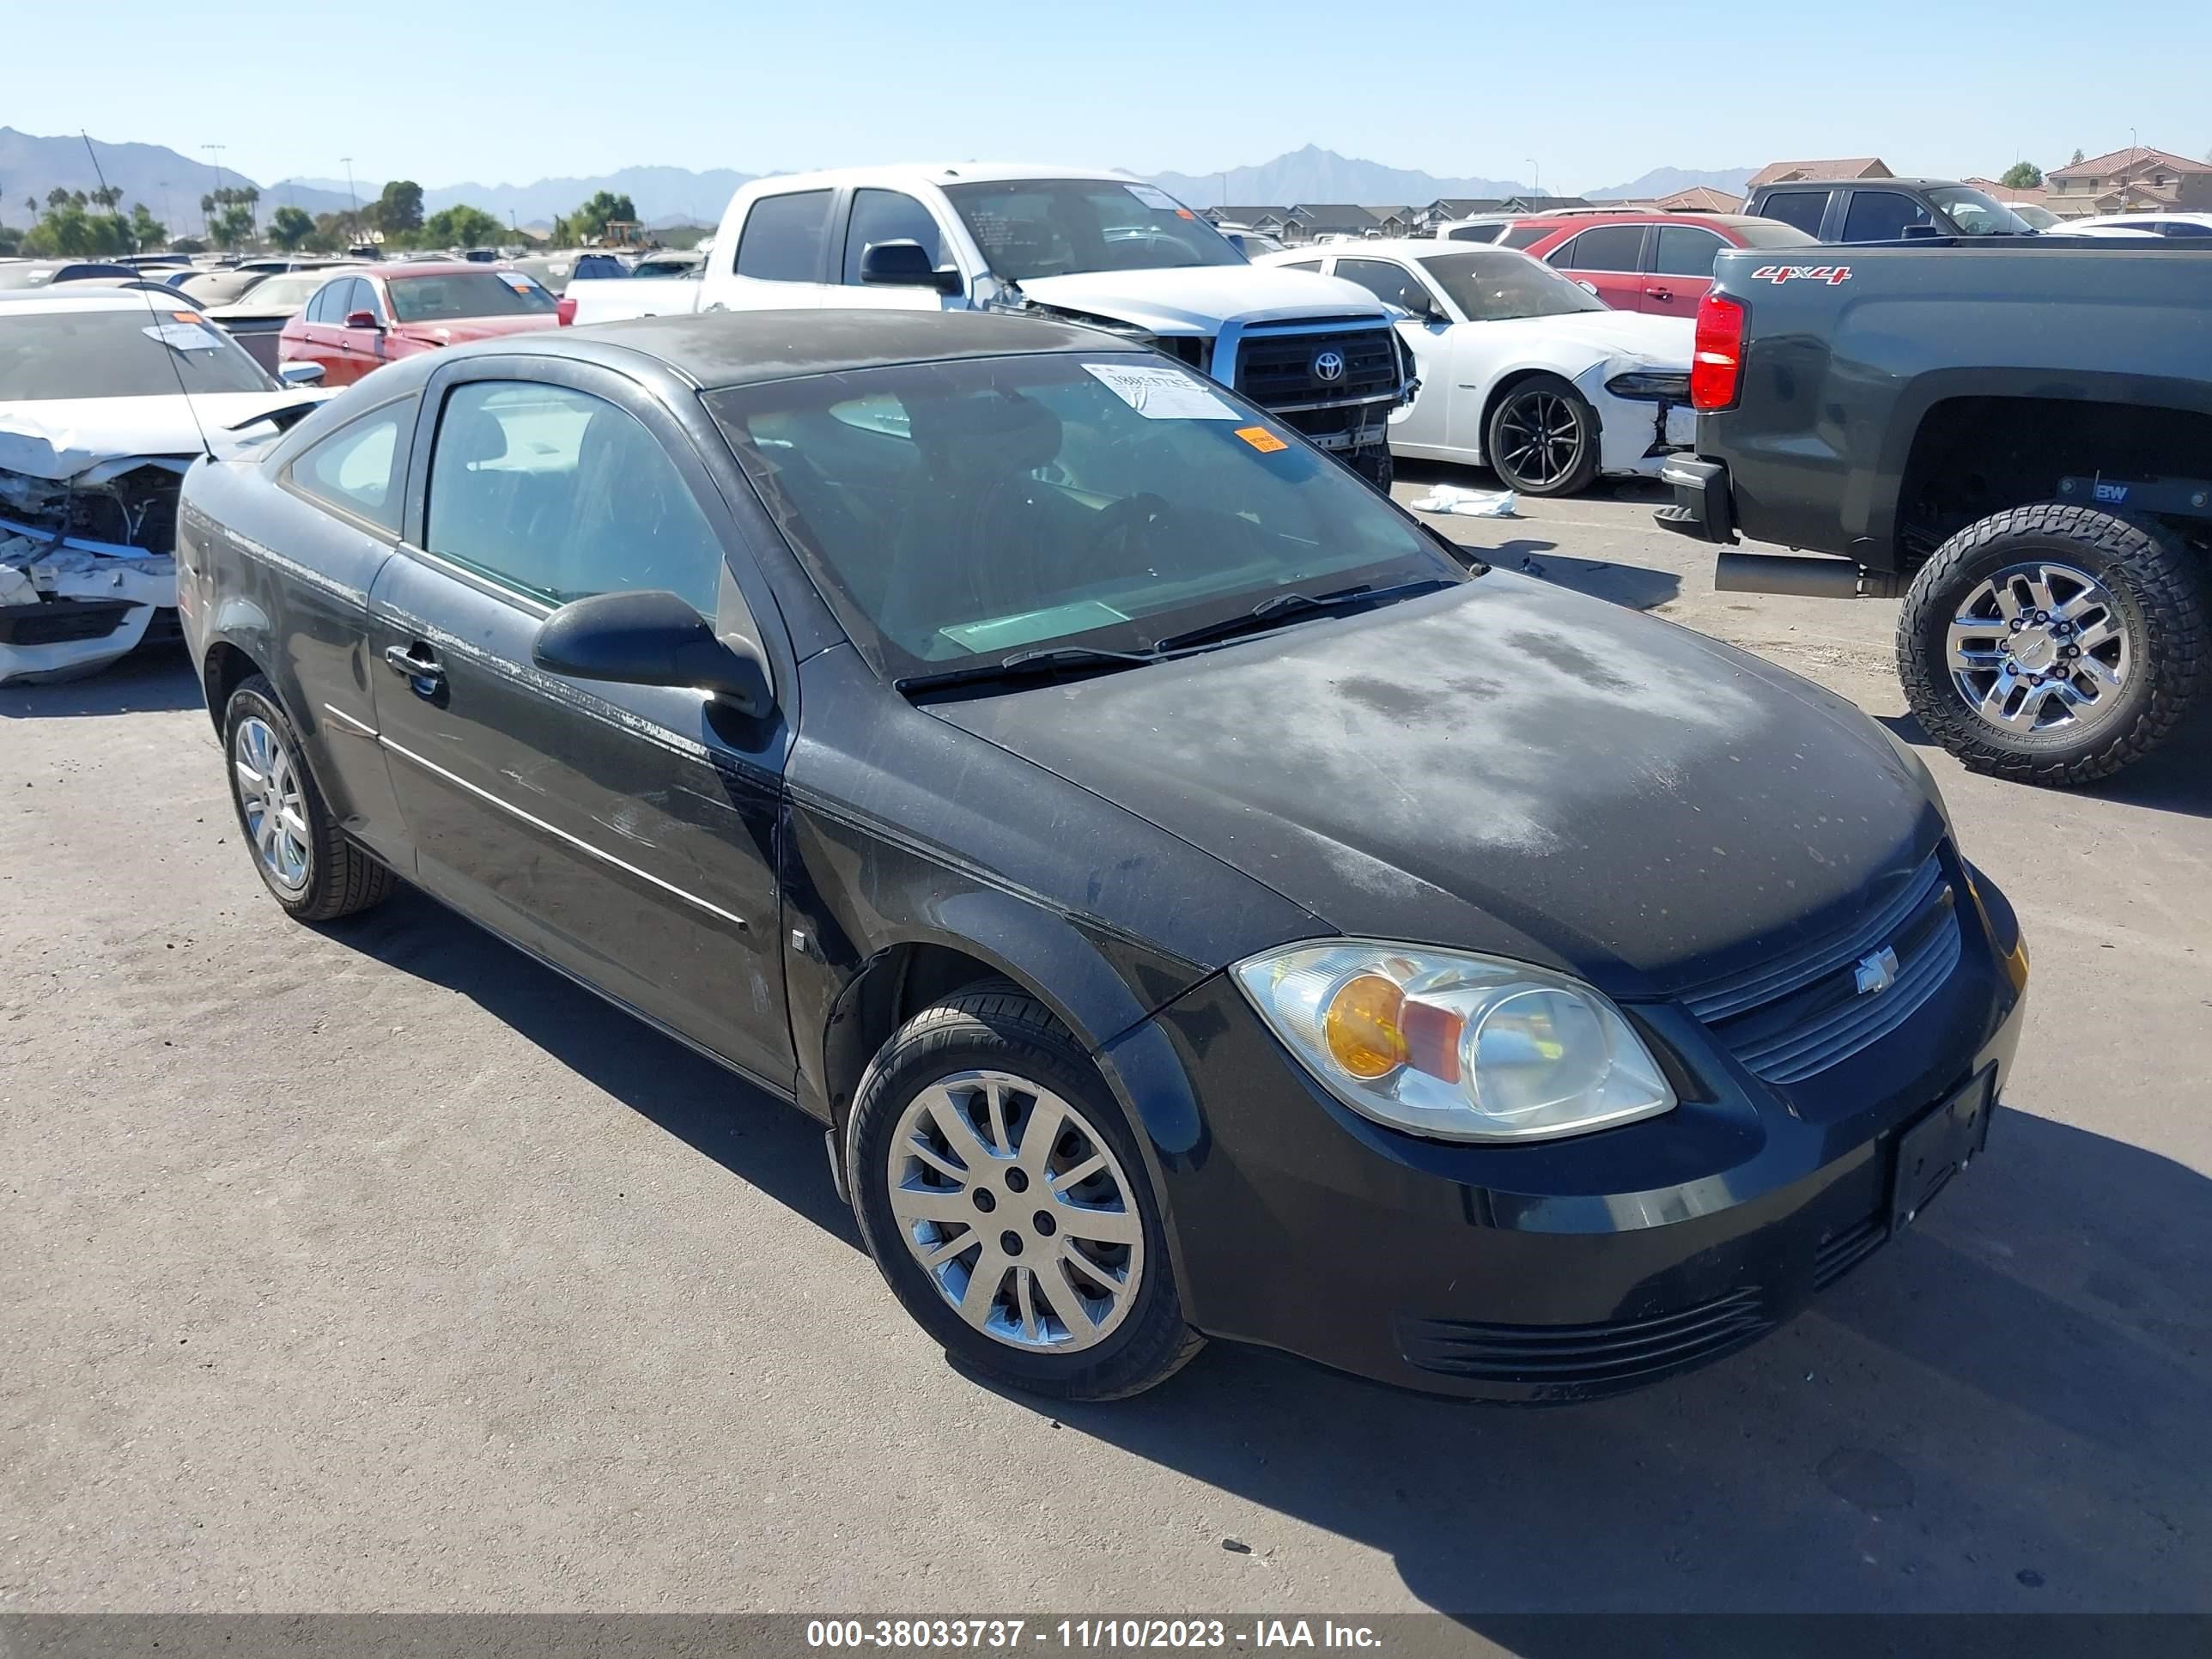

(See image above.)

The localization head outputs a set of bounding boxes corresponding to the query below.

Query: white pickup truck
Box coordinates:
[562,164,1417,487]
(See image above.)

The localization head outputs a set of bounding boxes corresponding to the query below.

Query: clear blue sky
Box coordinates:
[12,0,2208,191]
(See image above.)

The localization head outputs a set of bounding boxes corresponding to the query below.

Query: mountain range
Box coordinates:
[3,127,1759,235]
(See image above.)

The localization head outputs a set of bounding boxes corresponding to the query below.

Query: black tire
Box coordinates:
[846,981,1203,1401]
[1897,504,2206,787]
[1486,374,1601,497]
[222,674,397,921]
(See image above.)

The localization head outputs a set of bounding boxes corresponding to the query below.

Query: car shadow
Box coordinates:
[1502,547,1681,612]
[0,640,204,719]
[317,887,2211,1614]
[324,885,858,1247]
[1879,707,2212,822]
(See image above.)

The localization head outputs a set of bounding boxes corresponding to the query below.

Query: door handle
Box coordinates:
[383,643,445,693]
[1644,286,1674,302]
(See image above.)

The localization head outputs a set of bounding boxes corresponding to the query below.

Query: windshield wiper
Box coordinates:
[1147,578,1458,655]
[896,645,1156,696]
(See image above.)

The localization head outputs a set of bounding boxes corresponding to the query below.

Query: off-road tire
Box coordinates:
[1897,504,2206,787]
[222,674,398,921]
[846,981,1203,1401]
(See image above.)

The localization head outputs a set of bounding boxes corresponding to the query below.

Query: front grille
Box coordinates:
[1235,325,1400,411]
[1812,1215,1887,1290]
[1682,852,1961,1085]
[1398,1287,1773,1389]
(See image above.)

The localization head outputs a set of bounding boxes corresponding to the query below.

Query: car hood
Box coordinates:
[390,313,562,347]
[1017,264,1390,335]
[0,392,327,479]
[930,574,1942,996]
[1459,309,1693,367]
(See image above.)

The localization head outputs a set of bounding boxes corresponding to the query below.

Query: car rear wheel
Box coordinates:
[222,674,397,921]
[847,981,1202,1401]
[1486,374,1600,496]
[1897,504,2206,786]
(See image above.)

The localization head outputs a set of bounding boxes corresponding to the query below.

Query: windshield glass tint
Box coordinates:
[943,179,1245,281]
[0,307,274,398]
[1927,186,2031,236]
[1416,252,1607,320]
[386,270,556,321]
[707,353,1454,676]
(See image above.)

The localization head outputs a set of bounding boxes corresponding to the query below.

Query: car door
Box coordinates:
[1840,189,1934,243]
[336,277,392,381]
[1544,223,1650,310]
[1331,256,1455,454]
[1757,190,1832,240]
[714,187,837,314]
[1643,223,1728,316]
[828,186,961,311]
[286,278,347,379]
[365,358,795,1090]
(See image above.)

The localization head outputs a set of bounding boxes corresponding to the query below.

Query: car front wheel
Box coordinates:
[847,982,1202,1401]
[1486,374,1600,496]
[222,674,397,921]
[1897,504,2205,786]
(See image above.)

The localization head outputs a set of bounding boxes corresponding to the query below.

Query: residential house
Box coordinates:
[1419,198,1507,229]
[1648,185,1746,213]
[2044,146,2212,217]
[1747,157,1893,188]
[1361,206,1420,238]
[1205,205,1295,235]
[1281,204,1381,244]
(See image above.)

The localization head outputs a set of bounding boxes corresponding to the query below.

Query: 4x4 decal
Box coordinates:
[1750,264,1853,286]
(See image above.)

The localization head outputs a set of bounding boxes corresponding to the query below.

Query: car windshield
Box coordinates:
[943,179,1247,282]
[1414,252,1607,321]
[234,271,337,310]
[707,352,1459,678]
[386,270,556,321]
[1927,186,2032,236]
[0,307,276,398]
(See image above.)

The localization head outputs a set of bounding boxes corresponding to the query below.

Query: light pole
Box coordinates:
[343,156,359,242]
[1524,157,1541,200]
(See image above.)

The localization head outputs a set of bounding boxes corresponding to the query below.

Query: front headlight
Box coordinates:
[1233,942,1676,1143]
[1605,369,1692,402]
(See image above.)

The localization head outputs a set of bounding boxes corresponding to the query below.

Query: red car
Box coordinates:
[1507,212,1818,319]
[277,263,561,386]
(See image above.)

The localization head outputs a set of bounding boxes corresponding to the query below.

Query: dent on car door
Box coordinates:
[366,364,795,1091]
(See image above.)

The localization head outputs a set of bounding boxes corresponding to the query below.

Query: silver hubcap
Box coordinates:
[1947,561,2132,737]
[233,715,311,892]
[1497,390,1583,487]
[887,1069,1144,1353]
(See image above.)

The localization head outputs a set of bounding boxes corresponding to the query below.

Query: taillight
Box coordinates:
[556,296,576,327]
[1690,292,1745,411]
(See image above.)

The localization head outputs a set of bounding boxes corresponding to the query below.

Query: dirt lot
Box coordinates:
[3,474,2209,1621]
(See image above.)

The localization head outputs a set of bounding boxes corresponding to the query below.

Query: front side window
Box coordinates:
[386,271,553,321]
[1652,225,1727,277]
[707,353,1455,677]
[1761,191,1830,236]
[289,403,407,532]
[842,189,945,283]
[1842,191,1934,241]
[1334,258,1438,315]
[425,380,726,617]
[734,190,835,283]
[942,179,1244,282]
[0,307,274,399]
[1413,252,1607,322]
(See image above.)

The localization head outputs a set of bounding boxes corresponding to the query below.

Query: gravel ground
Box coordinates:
[3,473,2207,1621]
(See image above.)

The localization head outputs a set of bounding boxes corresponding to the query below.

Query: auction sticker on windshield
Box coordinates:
[1234,425,1288,453]
[142,322,224,351]
[1125,183,1183,212]
[1082,362,1237,421]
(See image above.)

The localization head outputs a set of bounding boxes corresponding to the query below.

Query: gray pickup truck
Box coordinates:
[1659,240,2209,786]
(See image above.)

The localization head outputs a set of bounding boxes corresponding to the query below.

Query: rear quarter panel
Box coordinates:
[1698,246,2212,563]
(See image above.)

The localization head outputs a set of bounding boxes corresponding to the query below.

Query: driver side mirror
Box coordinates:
[1400,293,1446,324]
[860,240,962,295]
[532,588,775,719]
[343,309,382,330]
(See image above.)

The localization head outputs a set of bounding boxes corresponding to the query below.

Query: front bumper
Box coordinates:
[1119,866,2027,1402]
[0,526,175,685]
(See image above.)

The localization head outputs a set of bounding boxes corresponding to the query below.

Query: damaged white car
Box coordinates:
[0,292,326,684]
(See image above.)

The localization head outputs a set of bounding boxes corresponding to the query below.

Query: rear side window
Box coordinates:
[842,189,945,283]
[1446,224,1503,243]
[304,282,337,324]
[1652,225,1727,277]
[288,404,408,533]
[1761,191,1830,236]
[1549,224,1645,272]
[1843,191,1933,241]
[424,380,726,617]
[735,190,835,283]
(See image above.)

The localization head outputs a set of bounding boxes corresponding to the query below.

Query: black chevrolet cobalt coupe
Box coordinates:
[177,310,2028,1402]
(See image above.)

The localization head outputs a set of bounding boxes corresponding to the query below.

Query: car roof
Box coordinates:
[1266,238,1533,263]
[0,290,181,316]
[447,308,1137,390]
[742,162,1147,194]
[363,261,510,280]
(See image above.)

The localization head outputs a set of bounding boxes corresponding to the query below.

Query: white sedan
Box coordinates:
[1258,239,1694,495]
